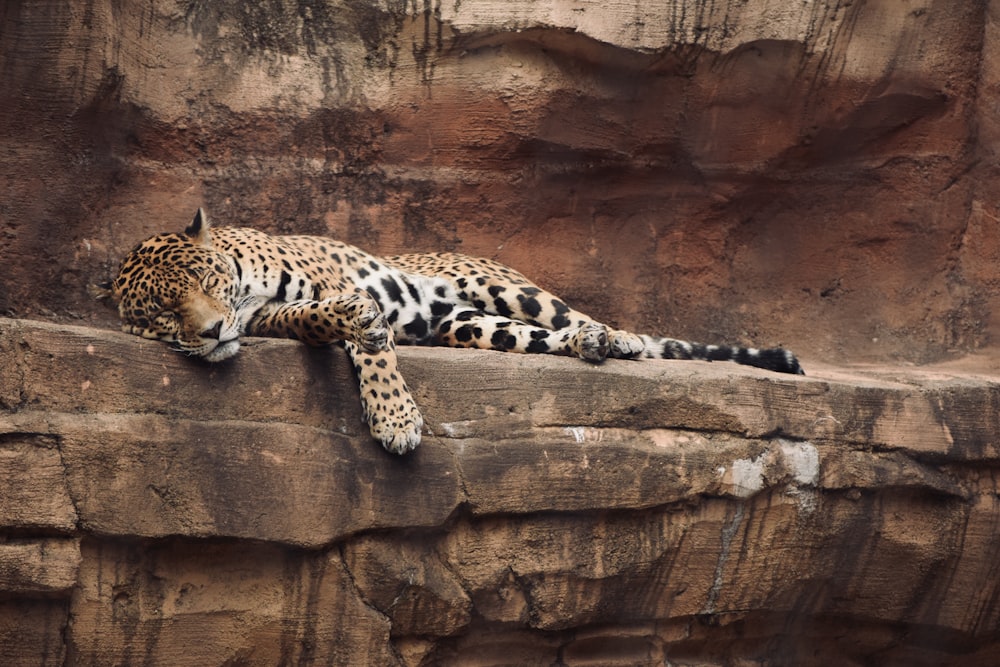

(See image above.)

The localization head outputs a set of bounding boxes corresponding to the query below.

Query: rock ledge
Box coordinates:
[1,317,999,666]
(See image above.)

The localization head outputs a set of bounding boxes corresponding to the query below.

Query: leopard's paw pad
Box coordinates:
[575,323,610,362]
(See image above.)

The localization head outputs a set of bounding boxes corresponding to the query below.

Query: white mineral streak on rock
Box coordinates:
[730,454,766,498]
[730,440,819,500]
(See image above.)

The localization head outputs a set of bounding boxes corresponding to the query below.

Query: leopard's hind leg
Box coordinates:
[388,252,646,360]
[454,277,647,360]
[437,309,612,361]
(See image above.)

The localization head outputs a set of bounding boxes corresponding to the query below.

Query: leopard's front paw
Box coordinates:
[356,306,390,353]
[609,330,645,359]
[364,390,424,455]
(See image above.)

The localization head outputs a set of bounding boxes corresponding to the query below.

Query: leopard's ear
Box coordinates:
[88,280,116,302]
[184,208,213,247]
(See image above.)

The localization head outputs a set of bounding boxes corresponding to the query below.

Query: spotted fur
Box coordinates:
[98,209,803,454]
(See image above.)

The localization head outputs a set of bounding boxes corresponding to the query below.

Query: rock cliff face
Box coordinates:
[4,1,1000,665]
[2,317,1000,665]
[2,0,1000,364]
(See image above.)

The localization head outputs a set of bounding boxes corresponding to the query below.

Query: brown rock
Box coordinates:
[343,535,473,638]
[3,1,1000,664]
[0,1,999,366]
[68,539,396,666]
[2,317,1000,665]
[0,539,80,596]
[0,599,68,667]
[0,433,78,531]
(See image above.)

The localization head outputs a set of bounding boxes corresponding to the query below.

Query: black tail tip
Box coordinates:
[753,348,804,375]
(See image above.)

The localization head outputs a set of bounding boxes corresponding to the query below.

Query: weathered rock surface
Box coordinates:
[4,1,1000,664]
[2,317,1000,666]
[2,0,1000,365]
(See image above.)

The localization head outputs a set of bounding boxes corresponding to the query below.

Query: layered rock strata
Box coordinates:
[2,318,998,666]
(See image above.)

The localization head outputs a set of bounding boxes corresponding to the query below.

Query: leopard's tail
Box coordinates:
[639,335,804,375]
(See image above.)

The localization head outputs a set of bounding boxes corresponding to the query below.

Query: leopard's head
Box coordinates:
[97,209,244,362]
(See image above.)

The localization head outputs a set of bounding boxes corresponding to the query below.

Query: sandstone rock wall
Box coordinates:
[4,2,1000,665]
[2,1,1000,364]
[2,317,1000,665]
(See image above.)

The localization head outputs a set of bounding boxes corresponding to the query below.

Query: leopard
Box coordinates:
[96,209,803,455]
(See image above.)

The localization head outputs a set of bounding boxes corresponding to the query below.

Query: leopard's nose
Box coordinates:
[200,321,223,340]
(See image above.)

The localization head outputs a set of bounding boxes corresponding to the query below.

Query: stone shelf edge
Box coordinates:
[2,317,998,666]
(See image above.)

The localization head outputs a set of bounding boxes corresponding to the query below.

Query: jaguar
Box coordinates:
[97,209,802,454]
